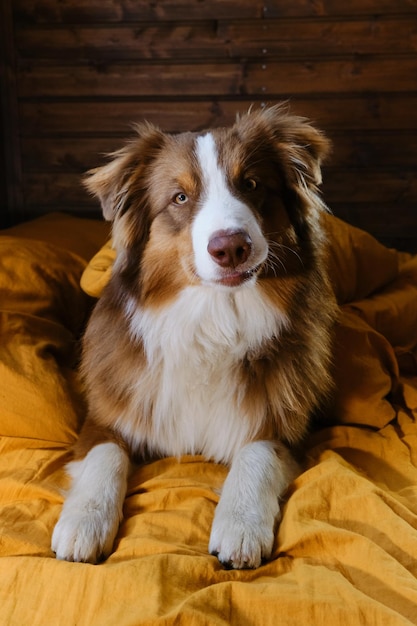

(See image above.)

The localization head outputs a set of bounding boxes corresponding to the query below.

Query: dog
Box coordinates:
[52,104,337,569]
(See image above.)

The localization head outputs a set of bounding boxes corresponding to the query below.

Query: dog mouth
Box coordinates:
[215,265,261,288]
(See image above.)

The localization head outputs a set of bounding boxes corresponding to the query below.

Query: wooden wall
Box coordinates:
[1,0,417,251]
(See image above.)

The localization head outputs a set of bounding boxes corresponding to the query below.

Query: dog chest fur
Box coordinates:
[120,283,289,462]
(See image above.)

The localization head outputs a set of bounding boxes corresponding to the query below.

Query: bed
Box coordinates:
[1,211,417,625]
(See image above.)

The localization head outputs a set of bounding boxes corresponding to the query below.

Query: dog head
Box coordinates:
[84,104,330,305]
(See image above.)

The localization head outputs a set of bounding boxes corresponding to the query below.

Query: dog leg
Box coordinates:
[209,440,299,569]
[52,442,130,563]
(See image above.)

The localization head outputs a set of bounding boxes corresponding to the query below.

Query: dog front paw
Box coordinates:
[209,508,279,569]
[52,506,120,564]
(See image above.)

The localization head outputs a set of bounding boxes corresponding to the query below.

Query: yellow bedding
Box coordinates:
[0,212,416,625]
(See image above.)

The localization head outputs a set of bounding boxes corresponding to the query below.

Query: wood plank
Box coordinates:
[17,58,417,98]
[21,137,119,171]
[322,168,417,204]
[328,131,417,168]
[0,0,24,226]
[17,62,244,98]
[23,173,93,207]
[20,131,417,172]
[264,0,417,18]
[13,0,264,23]
[15,18,417,61]
[220,18,417,57]
[13,0,417,23]
[250,58,417,97]
[331,204,417,236]
[18,96,417,135]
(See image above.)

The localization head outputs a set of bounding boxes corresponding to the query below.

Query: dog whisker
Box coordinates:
[265,247,287,276]
[267,239,305,272]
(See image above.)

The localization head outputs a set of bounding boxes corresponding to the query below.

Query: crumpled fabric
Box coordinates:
[0,212,416,625]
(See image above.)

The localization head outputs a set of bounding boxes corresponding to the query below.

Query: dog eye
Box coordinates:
[173,192,188,205]
[244,178,258,191]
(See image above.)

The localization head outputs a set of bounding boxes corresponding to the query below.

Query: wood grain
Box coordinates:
[17,58,417,98]
[13,0,417,22]
[2,0,416,249]
[15,19,417,61]
[18,96,417,135]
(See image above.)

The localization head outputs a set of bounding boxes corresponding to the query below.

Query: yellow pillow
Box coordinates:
[80,239,116,298]
[0,213,109,443]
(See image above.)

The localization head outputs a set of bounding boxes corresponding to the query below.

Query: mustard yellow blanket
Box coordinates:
[1,213,416,625]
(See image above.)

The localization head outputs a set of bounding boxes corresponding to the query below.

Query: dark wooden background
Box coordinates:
[1,0,416,251]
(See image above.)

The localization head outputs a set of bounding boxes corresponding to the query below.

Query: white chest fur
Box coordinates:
[123,284,288,463]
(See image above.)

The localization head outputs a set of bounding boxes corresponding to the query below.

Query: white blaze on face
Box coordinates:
[192,133,268,284]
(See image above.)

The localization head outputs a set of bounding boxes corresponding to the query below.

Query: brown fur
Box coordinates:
[52,104,339,568]
[80,103,336,459]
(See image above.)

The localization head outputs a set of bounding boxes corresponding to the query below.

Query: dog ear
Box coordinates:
[83,123,166,221]
[83,150,132,221]
[280,118,330,191]
[240,104,330,193]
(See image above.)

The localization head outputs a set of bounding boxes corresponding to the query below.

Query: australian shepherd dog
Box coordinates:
[52,104,336,569]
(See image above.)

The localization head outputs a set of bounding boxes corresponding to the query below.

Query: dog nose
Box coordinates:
[207,230,252,268]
